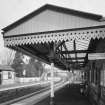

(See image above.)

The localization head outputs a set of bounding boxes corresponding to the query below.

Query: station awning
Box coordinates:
[2,4,105,70]
[3,25,105,70]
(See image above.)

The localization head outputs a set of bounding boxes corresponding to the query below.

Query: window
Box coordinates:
[8,72,12,79]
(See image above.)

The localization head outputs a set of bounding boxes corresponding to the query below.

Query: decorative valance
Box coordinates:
[4,27,105,46]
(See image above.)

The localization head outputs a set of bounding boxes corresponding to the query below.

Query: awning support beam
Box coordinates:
[74,40,77,63]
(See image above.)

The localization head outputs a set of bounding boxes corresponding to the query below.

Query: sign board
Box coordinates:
[88,53,105,60]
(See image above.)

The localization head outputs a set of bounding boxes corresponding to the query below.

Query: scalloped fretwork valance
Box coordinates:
[4,26,105,46]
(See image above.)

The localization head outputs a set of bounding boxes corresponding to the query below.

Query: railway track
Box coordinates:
[0,81,50,104]
[1,86,50,105]
[1,80,67,105]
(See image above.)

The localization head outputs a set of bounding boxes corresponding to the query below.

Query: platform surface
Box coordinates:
[35,84,92,105]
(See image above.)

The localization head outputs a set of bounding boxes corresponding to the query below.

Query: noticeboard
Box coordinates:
[88,53,105,60]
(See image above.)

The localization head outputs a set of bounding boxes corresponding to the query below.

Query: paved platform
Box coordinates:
[35,84,92,105]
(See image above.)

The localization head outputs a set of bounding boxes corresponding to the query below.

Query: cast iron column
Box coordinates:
[51,62,54,98]
[49,43,56,105]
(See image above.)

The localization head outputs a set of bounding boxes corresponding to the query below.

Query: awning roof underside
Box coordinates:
[64,39,90,63]
[5,39,90,70]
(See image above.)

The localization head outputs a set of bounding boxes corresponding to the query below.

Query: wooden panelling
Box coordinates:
[4,9,105,36]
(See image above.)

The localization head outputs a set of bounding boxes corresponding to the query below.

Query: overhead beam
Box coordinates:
[74,40,77,63]
[59,50,91,54]
[64,57,85,60]
[67,61,84,64]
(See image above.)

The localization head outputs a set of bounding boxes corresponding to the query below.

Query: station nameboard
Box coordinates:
[88,53,105,60]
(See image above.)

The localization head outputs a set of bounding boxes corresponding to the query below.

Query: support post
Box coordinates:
[49,43,56,105]
[50,61,55,105]
[51,62,54,98]
[49,43,55,105]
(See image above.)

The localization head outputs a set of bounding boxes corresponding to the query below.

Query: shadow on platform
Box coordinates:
[35,84,92,105]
